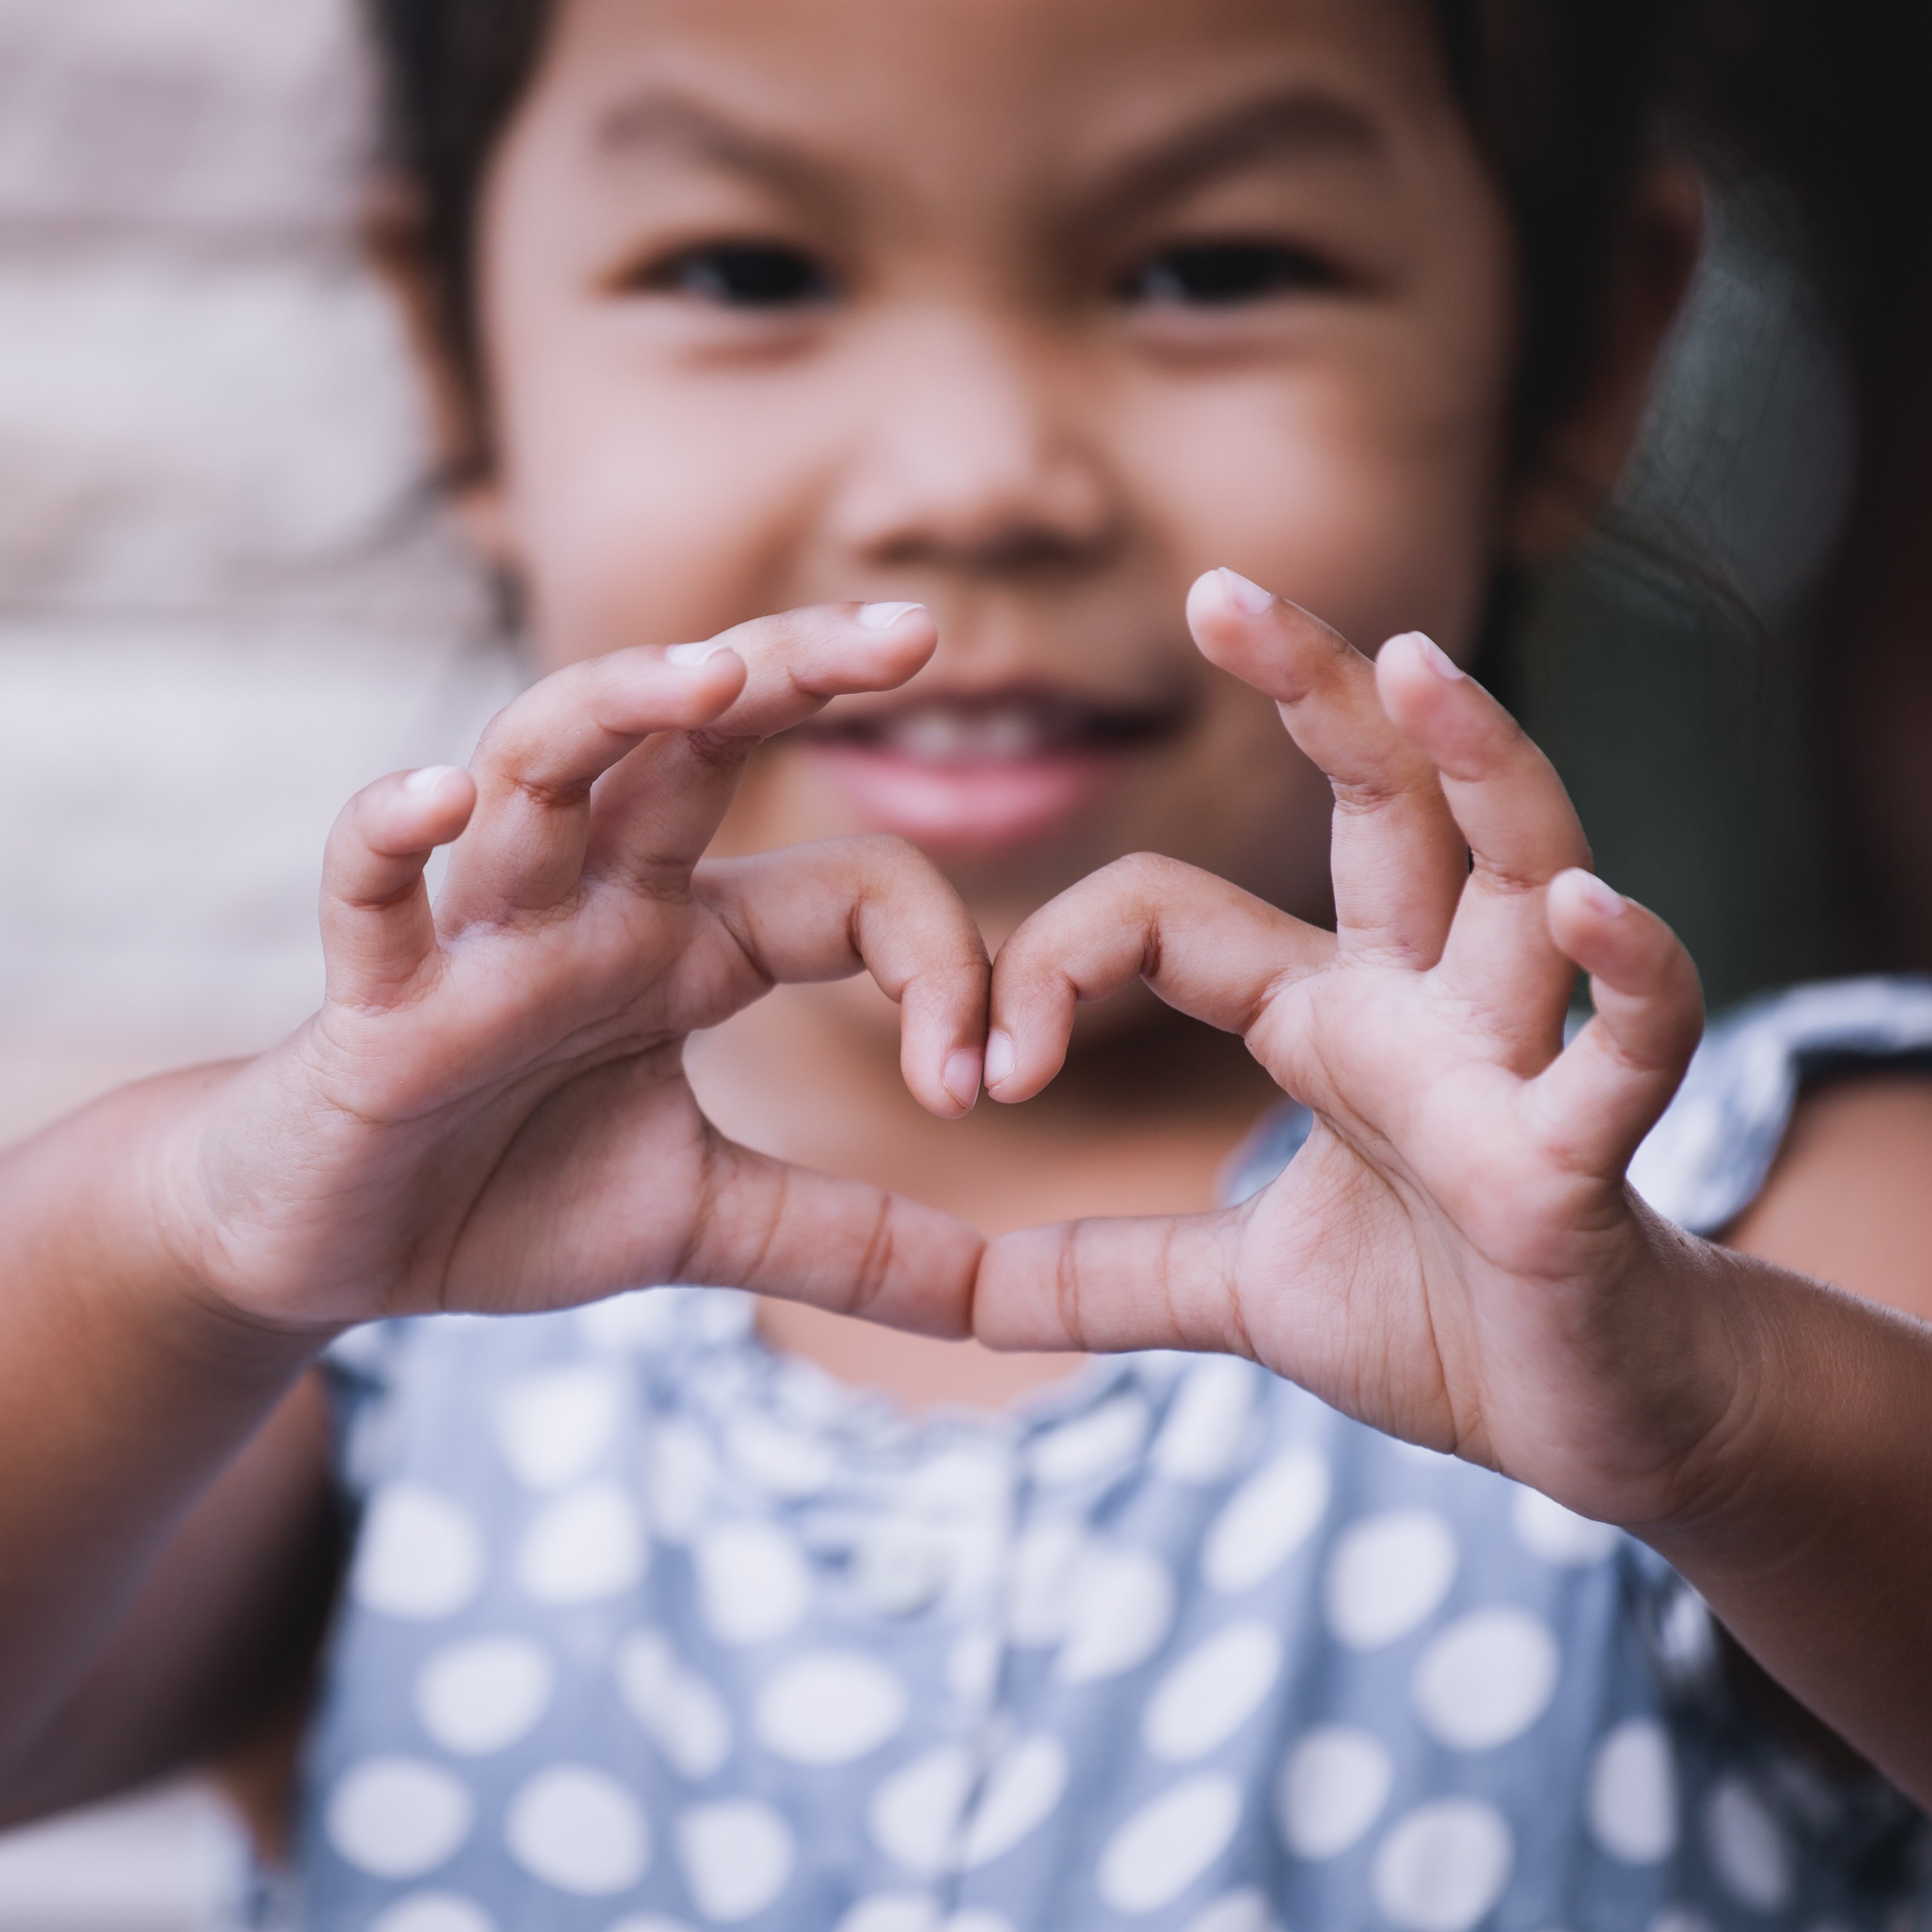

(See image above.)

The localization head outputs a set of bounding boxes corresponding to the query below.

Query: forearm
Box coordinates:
[0,1069,328,1780]
[1642,1246,1932,1808]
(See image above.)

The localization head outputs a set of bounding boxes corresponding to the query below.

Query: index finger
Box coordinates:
[440,645,748,923]
[1187,571,1466,967]
[1375,633,1590,1049]
[586,601,938,886]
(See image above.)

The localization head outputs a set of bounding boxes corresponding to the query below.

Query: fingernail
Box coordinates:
[858,600,926,631]
[1572,870,1628,918]
[942,1047,983,1110]
[404,764,459,798]
[1392,631,1464,680]
[667,640,729,666]
[984,1029,1017,1088]
[1216,568,1277,616]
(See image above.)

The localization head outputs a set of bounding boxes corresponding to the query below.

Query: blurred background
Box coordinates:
[0,0,1856,1923]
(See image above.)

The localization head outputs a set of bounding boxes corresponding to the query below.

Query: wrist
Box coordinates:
[7,1066,341,1385]
[1633,1241,1916,1577]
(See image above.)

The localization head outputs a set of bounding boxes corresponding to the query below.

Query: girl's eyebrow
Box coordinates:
[1080,88,1387,222]
[591,89,847,213]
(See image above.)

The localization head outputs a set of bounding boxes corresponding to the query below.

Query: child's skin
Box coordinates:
[4,0,1932,1845]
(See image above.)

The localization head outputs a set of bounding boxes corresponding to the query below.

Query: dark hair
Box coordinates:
[363,0,1676,473]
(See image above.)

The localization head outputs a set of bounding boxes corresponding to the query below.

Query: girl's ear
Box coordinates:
[1506,164,1706,562]
[360,179,520,570]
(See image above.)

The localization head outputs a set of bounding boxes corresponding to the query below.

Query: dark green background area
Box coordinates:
[1502,200,1845,1014]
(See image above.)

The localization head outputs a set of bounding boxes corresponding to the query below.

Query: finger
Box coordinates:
[690,1138,983,1337]
[320,765,478,1002]
[694,835,991,1119]
[1528,870,1704,1175]
[1187,569,1465,964]
[1375,632,1591,1042]
[986,852,1331,1102]
[441,646,748,920]
[973,1206,1248,1354]
[586,601,938,886]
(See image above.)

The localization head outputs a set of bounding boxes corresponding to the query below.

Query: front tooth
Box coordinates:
[978,707,1044,761]
[895,709,976,764]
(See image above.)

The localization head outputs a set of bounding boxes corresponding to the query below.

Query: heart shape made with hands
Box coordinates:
[190,572,1708,1532]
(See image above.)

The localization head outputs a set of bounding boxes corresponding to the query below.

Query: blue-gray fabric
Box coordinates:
[295,978,1932,1932]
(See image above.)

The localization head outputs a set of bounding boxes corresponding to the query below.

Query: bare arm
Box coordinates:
[0,1079,336,1822]
[1726,1072,1932,1324]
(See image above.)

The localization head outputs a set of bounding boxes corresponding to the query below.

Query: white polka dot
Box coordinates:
[1057,1546,1176,1684]
[1587,1719,1677,1863]
[1705,1779,1791,1911]
[903,1445,1011,1517]
[578,1288,683,1351]
[726,1415,837,1498]
[414,1638,555,1755]
[494,1366,624,1490]
[695,1522,812,1646]
[961,1735,1069,1868]
[1371,1799,1513,1932]
[850,1524,950,1618]
[515,1482,646,1604]
[947,1915,1013,1932]
[352,1485,485,1621]
[1184,1890,1278,1932]
[1648,1912,1712,1932]
[1144,1621,1283,1762]
[366,1895,495,1932]
[1275,1727,1392,1859]
[617,1630,733,1782]
[1005,1521,1087,1646]
[677,1799,795,1922]
[754,1652,908,1765]
[833,1896,938,1932]
[1510,1487,1619,1566]
[648,1420,717,1545]
[1202,1449,1331,1595]
[1323,1510,1458,1649]
[947,1629,1002,1704]
[1096,1774,1243,1914]
[326,1758,472,1879]
[869,1747,974,1874]
[1411,1608,1560,1749]
[1029,1392,1150,1488]
[504,1765,649,1896]
[1152,1361,1258,1484]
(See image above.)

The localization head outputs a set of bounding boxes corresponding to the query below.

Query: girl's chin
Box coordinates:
[794,742,1138,857]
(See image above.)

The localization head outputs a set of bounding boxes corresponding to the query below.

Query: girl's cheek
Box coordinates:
[503,380,823,668]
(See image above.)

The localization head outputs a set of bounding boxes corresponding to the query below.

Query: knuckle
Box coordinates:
[1106,850,1185,898]
[681,727,752,774]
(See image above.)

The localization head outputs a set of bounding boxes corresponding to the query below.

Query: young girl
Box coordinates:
[4,2,1932,1929]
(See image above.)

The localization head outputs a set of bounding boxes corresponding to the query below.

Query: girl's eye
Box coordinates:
[638,242,835,309]
[1121,241,1337,307]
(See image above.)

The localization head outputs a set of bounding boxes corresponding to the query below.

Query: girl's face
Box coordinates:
[471,0,1521,938]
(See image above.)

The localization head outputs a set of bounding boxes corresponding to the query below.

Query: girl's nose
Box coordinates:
[822,314,1125,577]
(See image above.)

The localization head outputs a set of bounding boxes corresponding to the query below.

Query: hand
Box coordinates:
[159,604,989,1337]
[977,570,1734,1530]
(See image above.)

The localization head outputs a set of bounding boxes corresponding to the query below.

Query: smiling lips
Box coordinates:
[795,686,1183,851]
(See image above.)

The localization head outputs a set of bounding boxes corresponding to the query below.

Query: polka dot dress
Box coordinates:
[296,978,1932,1931]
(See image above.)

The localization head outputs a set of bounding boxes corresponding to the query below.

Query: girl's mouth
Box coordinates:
[792,686,1185,852]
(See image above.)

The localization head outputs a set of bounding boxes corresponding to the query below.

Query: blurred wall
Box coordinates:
[0,0,513,1152]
